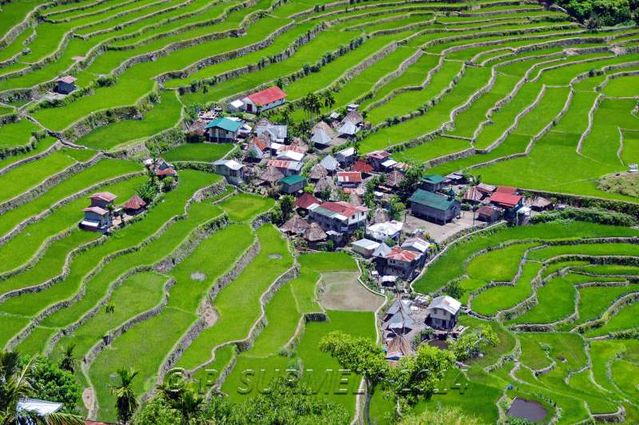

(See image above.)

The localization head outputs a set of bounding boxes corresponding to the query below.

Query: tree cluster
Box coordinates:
[548,0,638,27]
[133,375,349,425]
[0,350,83,425]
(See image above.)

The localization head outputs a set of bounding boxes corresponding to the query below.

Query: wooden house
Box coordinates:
[123,195,146,215]
[336,171,362,188]
[206,117,242,143]
[213,159,244,185]
[426,296,461,330]
[420,174,445,192]
[279,175,306,194]
[89,192,117,209]
[409,189,460,224]
[81,206,112,232]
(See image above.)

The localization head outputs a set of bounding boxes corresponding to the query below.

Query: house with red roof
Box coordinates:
[81,206,113,232]
[366,150,391,171]
[352,160,373,175]
[489,191,523,210]
[376,246,425,280]
[295,192,320,212]
[123,195,147,215]
[495,185,517,195]
[308,200,368,233]
[241,86,287,113]
[89,192,117,209]
[267,159,303,176]
[337,171,363,188]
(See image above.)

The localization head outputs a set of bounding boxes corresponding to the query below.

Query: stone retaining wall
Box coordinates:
[0,171,144,247]
[156,237,261,383]
[0,140,62,176]
[0,153,104,215]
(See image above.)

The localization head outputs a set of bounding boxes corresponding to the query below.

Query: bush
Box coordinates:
[530,207,637,227]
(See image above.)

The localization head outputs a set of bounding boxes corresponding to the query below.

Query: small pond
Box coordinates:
[507,397,547,422]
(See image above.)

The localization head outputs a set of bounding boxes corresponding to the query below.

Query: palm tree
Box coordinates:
[0,351,83,425]
[111,368,138,424]
[59,345,76,374]
[156,380,204,425]
[322,91,335,110]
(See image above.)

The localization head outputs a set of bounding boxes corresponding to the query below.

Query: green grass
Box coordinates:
[75,91,183,150]
[413,221,639,294]
[176,225,294,370]
[163,143,233,162]
[89,223,255,422]
[0,150,79,203]
[586,301,639,337]
[51,271,170,361]
[0,158,141,237]
[219,193,274,222]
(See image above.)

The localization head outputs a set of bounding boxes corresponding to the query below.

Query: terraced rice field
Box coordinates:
[1,0,638,423]
[405,221,639,424]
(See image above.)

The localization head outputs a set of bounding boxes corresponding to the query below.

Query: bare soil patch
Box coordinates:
[318,272,384,311]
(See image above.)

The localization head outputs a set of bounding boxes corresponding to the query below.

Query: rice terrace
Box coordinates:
[0,0,638,424]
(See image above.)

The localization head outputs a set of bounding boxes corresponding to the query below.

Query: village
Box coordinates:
[75,84,559,363]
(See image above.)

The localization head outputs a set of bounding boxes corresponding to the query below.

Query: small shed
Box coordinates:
[401,237,430,254]
[309,163,328,181]
[320,155,339,174]
[531,196,553,211]
[123,195,146,215]
[295,192,320,212]
[258,166,285,186]
[366,220,403,242]
[280,175,306,194]
[310,121,336,148]
[337,171,362,188]
[335,146,356,166]
[421,174,445,192]
[352,238,380,258]
[476,205,503,223]
[281,215,311,235]
[56,76,77,94]
[89,191,117,209]
[304,222,328,246]
[463,186,483,203]
[337,120,359,138]
[352,160,373,175]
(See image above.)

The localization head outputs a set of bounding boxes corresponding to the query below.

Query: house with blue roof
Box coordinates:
[206,117,243,143]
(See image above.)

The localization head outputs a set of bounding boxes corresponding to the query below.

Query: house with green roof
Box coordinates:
[420,174,445,192]
[279,174,306,194]
[205,117,243,142]
[409,189,460,224]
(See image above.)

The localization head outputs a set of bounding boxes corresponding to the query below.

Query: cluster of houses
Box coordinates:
[204,93,554,290]
[407,173,553,226]
[79,191,147,233]
[382,295,464,360]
